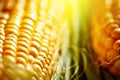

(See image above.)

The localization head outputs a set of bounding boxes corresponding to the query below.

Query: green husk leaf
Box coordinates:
[81,48,101,80]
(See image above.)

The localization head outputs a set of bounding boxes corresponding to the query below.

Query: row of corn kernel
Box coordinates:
[2,0,25,64]
[30,0,63,78]
[0,12,9,54]
[0,1,12,79]
[29,0,50,80]
[16,0,37,69]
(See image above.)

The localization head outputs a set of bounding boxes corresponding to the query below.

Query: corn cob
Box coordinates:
[91,0,120,76]
[0,0,65,80]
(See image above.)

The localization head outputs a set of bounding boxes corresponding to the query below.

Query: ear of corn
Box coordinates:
[0,0,66,80]
[91,0,120,77]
